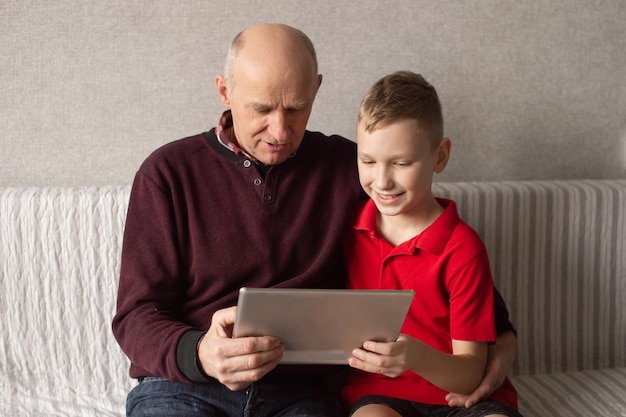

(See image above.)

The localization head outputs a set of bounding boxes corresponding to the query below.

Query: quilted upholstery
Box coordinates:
[1,180,625,416]
[1,187,132,416]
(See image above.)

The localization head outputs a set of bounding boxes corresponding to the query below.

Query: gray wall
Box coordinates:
[2,0,625,186]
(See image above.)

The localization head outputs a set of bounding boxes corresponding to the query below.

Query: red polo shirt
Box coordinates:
[343,198,518,408]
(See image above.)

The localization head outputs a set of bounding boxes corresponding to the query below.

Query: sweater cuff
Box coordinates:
[177,330,212,383]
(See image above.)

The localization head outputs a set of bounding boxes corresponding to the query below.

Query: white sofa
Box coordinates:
[1,180,625,416]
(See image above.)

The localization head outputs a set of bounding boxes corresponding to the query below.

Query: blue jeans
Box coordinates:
[126,374,343,417]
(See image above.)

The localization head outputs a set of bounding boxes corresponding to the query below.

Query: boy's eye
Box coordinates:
[394,161,412,167]
[359,160,375,165]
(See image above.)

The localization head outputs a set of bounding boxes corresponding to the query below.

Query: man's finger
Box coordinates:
[211,306,237,338]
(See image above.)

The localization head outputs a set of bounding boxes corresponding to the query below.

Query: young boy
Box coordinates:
[342,71,522,417]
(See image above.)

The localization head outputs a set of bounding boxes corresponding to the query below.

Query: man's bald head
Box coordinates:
[215,23,323,165]
[223,23,319,91]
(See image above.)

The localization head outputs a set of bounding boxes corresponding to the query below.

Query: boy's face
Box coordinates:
[356,118,448,220]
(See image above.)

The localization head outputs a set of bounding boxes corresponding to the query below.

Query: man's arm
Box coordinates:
[112,172,196,382]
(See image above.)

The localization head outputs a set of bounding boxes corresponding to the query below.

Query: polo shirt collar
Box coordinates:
[353,198,459,255]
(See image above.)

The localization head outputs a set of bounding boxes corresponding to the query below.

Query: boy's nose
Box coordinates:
[375,167,393,189]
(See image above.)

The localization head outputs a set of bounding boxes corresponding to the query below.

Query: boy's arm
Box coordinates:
[349,335,488,395]
[444,286,518,407]
[446,330,516,407]
[413,338,490,395]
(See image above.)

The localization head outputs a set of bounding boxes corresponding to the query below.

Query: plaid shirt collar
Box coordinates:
[216,110,258,162]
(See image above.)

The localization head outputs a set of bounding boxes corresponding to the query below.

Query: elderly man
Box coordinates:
[113,23,516,417]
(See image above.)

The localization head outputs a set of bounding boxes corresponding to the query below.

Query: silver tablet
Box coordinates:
[232,287,414,364]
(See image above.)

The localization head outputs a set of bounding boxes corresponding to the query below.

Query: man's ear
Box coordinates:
[216,74,230,107]
[316,74,323,92]
[434,137,451,174]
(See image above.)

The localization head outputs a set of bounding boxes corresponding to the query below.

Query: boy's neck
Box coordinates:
[376,197,444,247]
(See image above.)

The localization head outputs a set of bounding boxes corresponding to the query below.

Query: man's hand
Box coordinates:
[444,352,506,407]
[197,306,284,391]
[446,331,516,408]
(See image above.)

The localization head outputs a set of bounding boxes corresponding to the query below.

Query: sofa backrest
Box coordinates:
[433,179,626,376]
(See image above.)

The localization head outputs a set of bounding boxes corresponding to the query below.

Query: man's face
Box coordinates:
[217,57,320,166]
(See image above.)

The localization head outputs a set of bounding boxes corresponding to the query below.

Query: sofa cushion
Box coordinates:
[512,367,626,416]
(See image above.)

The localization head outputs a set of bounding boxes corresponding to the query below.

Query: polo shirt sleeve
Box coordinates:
[447,247,497,343]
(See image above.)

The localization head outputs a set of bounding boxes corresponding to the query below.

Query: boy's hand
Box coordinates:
[348,334,415,378]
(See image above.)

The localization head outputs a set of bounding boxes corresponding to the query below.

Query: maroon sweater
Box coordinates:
[112,129,364,383]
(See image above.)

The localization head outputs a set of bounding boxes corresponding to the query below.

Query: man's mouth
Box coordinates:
[263,138,289,146]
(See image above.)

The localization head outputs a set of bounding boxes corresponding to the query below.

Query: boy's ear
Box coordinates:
[434,138,451,173]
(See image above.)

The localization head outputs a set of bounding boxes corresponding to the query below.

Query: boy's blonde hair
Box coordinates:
[358,71,443,145]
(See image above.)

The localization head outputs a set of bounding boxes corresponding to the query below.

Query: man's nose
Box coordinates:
[267,111,290,142]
